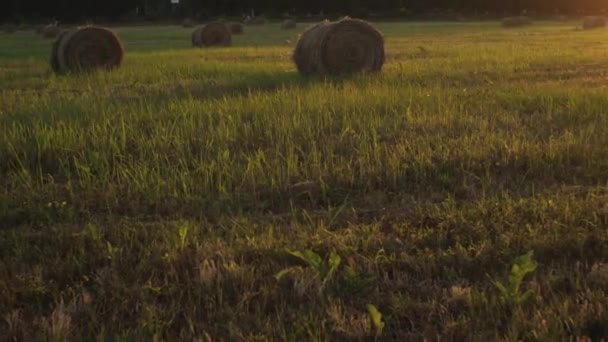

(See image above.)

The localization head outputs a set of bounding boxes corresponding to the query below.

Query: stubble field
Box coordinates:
[1,21,607,340]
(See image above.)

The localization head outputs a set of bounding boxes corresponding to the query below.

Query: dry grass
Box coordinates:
[1,22,607,340]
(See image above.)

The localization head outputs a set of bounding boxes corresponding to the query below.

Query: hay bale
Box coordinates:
[182,18,195,28]
[228,22,244,34]
[501,16,532,28]
[51,26,124,74]
[281,19,297,30]
[249,16,268,25]
[583,16,606,30]
[3,24,17,34]
[50,29,70,73]
[42,24,62,38]
[293,18,385,76]
[191,22,232,47]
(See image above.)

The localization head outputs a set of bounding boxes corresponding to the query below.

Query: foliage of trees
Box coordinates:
[3,0,607,22]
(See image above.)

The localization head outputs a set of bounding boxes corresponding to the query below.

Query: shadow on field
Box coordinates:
[2,143,605,229]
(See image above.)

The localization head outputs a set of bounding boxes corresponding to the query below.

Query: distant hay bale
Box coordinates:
[191,22,232,47]
[583,16,606,30]
[42,24,62,38]
[228,22,244,34]
[182,18,195,28]
[249,16,268,25]
[51,26,124,74]
[3,24,17,33]
[501,16,532,28]
[281,19,297,29]
[293,18,385,76]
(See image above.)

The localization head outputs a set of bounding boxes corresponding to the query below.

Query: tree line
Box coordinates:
[3,0,606,22]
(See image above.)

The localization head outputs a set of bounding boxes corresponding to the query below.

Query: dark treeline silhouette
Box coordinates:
[3,0,606,22]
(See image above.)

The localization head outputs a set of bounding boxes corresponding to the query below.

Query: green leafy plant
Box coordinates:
[492,250,538,306]
[276,249,341,288]
[366,304,385,337]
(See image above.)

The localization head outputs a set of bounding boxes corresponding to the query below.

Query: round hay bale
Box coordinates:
[50,29,70,73]
[293,18,385,76]
[501,16,532,28]
[228,22,244,34]
[583,16,606,30]
[3,24,17,34]
[42,25,62,38]
[52,26,124,74]
[191,22,231,47]
[182,18,195,28]
[281,19,297,30]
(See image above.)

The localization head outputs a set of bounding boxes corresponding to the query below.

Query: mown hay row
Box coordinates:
[293,18,385,76]
[192,22,232,47]
[50,26,124,74]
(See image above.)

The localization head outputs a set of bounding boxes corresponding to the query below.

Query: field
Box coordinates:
[1,21,607,340]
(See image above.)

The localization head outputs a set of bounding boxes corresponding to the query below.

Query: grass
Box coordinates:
[0,20,607,340]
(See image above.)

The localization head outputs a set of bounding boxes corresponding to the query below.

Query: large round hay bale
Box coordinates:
[42,24,62,38]
[501,16,532,28]
[282,19,297,30]
[228,22,244,34]
[51,26,124,74]
[293,18,385,76]
[583,16,606,30]
[182,18,195,28]
[191,22,232,47]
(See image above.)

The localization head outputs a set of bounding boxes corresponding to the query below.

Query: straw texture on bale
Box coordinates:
[501,16,532,28]
[583,16,606,30]
[293,18,385,76]
[228,22,244,34]
[281,19,297,29]
[42,25,62,38]
[192,22,232,47]
[50,30,70,73]
[50,26,124,74]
